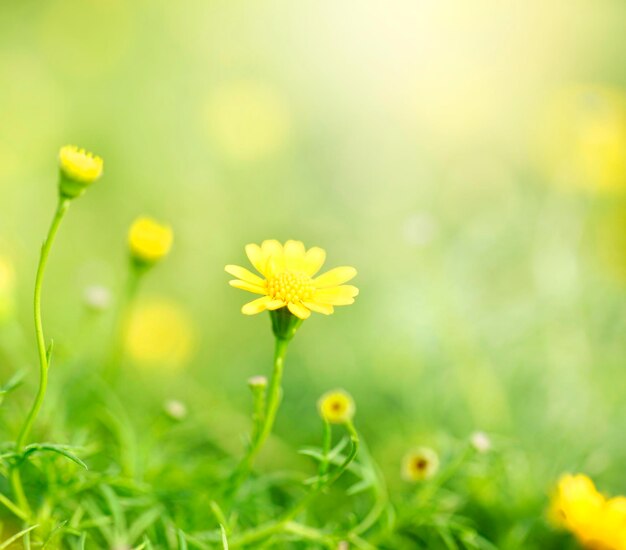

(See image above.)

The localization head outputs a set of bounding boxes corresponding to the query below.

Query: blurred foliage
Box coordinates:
[1,0,626,547]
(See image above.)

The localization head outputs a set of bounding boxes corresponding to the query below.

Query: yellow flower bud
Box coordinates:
[128,217,173,265]
[401,447,439,482]
[58,145,103,198]
[317,389,355,424]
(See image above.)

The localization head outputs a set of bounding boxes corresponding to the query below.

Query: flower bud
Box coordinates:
[248,375,268,391]
[128,217,173,267]
[317,389,356,424]
[58,145,103,199]
[401,447,439,482]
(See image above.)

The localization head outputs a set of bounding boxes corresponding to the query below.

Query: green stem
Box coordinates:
[316,420,332,488]
[287,422,359,520]
[12,198,70,516]
[17,199,69,450]
[104,263,142,382]
[254,337,289,455]
[0,492,27,521]
[228,337,289,495]
[230,425,359,547]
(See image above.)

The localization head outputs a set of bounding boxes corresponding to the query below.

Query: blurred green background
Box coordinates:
[1,0,626,523]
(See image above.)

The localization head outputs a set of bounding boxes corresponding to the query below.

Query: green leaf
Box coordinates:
[46,339,54,365]
[177,530,188,550]
[0,370,25,395]
[220,526,229,550]
[128,507,162,545]
[22,443,87,469]
[0,524,38,549]
[347,478,373,496]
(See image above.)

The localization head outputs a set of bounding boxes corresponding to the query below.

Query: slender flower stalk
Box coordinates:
[11,144,103,518]
[104,264,142,382]
[229,419,360,548]
[11,199,70,515]
[105,216,173,382]
[15,199,69,452]
[229,335,290,492]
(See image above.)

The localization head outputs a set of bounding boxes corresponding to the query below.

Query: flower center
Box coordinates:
[267,271,314,303]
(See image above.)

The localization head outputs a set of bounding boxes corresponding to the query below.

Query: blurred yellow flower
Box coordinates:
[551,473,626,549]
[205,81,291,162]
[0,256,15,321]
[58,145,103,197]
[225,240,358,320]
[125,299,195,371]
[401,447,439,482]
[318,389,355,424]
[540,85,626,193]
[128,217,173,265]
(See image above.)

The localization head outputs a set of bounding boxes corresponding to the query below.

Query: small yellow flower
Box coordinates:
[550,473,626,549]
[225,240,358,320]
[125,298,195,371]
[128,217,173,265]
[58,145,103,198]
[317,389,355,424]
[401,447,439,482]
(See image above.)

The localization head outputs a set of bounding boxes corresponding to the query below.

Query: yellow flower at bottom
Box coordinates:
[401,447,439,482]
[128,217,173,264]
[225,240,358,320]
[58,145,103,198]
[125,299,195,371]
[550,474,626,550]
[318,389,355,424]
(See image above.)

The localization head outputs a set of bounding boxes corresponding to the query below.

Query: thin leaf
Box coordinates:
[0,524,38,549]
[22,443,87,469]
[128,507,162,545]
[177,530,188,550]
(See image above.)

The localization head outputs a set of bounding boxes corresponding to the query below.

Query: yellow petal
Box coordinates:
[241,296,273,315]
[229,279,267,295]
[284,240,306,270]
[315,285,359,305]
[314,266,357,288]
[245,244,267,276]
[225,265,265,286]
[261,239,283,258]
[288,302,311,319]
[262,240,285,276]
[302,246,326,276]
[302,301,334,315]
[265,299,286,310]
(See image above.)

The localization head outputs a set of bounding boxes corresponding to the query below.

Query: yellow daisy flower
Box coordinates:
[318,389,356,424]
[128,217,173,265]
[225,240,358,320]
[58,145,103,198]
[550,473,626,550]
[401,447,439,482]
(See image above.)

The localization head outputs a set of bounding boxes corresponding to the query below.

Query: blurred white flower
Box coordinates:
[83,284,111,312]
[402,213,438,247]
[470,431,492,453]
[164,399,188,421]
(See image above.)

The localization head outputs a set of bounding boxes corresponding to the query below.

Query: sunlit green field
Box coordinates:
[1,0,626,548]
